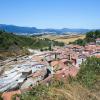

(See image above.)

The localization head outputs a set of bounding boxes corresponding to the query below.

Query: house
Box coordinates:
[54,67,78,80]
[96,46,100,52]
[96,38,100,45]
[84,45,96,54]
[76,55,86,67]
[90,52,100,58]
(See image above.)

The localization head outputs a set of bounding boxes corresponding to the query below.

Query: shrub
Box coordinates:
[77,57,100,87]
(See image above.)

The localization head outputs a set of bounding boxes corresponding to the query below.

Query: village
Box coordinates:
[0,38,100,100]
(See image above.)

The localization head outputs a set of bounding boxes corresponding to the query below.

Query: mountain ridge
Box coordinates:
[0,24,97,35]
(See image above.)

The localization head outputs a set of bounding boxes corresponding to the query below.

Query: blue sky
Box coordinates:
[0,0,100,29]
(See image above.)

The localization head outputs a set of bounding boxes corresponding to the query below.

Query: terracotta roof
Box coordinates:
[69,67,79,77]
[96,38,100,41]
[60,59,67,63]
[2,90,21,100]
[96,55,100,58]
[96,46,100,50]
[51,61,59,67]
[54,67,78,79]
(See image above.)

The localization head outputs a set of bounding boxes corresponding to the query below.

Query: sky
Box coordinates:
[0,0,100,29]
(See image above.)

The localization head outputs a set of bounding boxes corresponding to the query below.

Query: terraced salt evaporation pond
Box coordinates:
[0,61,38,79]
[0,55,46,92]
[31,64,46,73]
[0,71,22,92]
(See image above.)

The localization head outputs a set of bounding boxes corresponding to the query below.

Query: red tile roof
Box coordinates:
[2,90,21,100]
[54,67,79,79]
[51,61,59,67]
[60,59,68,63]
[96,38,100,41]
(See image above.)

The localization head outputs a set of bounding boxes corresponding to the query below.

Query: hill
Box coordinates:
[0,24,91,35]
[0,24,39,34]
[0,30,64,58]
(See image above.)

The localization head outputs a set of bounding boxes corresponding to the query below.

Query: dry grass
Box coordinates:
[41,83,100,100]
[55,35,85,44]
[17,78,100,100]
[0,49,29,58]
[40,35,85,44]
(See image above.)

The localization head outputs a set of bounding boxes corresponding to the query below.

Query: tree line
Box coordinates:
[69,30,100,46]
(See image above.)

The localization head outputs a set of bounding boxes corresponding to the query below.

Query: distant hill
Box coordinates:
[0,30,64,58]
[0,30,64,51]
[0,24,40,34]
[0,24,92,35]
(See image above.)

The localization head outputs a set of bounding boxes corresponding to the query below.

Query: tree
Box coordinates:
[74,39,86,46]
[0,92,3,100]
[86,30,100,43]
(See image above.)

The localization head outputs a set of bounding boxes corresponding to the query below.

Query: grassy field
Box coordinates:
[40,34,85,44]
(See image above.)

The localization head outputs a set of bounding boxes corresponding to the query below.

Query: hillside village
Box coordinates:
[1,0,100,100]
[0,37,100,100]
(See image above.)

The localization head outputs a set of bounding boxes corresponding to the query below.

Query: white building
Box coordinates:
[96,38,100,45]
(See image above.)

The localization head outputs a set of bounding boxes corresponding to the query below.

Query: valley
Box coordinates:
[0,30,100,100]
[40,34,85,44]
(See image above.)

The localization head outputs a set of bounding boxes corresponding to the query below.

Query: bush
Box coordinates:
[77,57,100,87]
[0,92,3,100]
[86,30,100,42]
[71,39,86,46]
